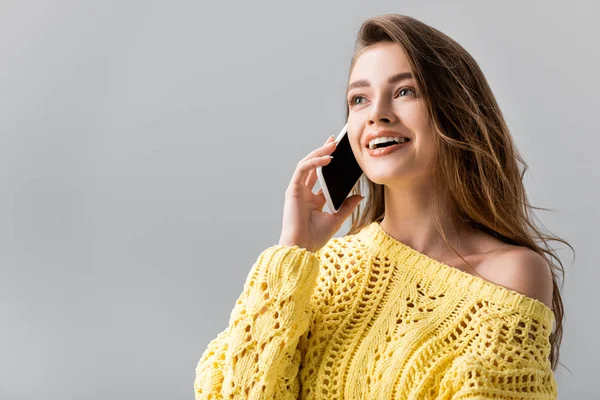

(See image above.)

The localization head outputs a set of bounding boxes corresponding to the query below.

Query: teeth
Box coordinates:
[368,136,409,150]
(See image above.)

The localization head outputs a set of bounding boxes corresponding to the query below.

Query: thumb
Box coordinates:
[336,195,364,221]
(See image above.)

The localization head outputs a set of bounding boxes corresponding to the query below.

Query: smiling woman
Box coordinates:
[193,14,573,399]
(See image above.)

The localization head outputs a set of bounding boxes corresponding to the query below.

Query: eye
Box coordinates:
[348,95,365,107]
[347,87,417,107]
[398,87,416,97]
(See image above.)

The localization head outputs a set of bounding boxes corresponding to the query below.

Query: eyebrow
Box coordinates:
[346,72,414,96]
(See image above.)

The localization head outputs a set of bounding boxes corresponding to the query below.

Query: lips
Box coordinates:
[366,139,411,156]
[363,130,411,148]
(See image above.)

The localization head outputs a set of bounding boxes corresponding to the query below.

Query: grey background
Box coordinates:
[0,0,596,399]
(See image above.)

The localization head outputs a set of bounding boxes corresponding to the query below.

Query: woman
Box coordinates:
[193,14,572,399]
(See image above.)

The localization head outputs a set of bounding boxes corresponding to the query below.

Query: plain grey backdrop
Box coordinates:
[0,0,597,399]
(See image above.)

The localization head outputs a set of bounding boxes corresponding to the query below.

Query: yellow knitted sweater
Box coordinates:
[194,221,557,399]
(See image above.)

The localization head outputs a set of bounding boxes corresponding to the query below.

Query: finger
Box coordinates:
[289,155,333,187]
[305,161,325,188]
[315,188,327,211]
[301,141,335,163]
[305,167,316,188]
[300,137,336,164]
[335,195,364,220]
[305,136,336,187]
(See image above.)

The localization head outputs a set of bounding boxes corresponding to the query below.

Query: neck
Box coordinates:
[379,183,471,260]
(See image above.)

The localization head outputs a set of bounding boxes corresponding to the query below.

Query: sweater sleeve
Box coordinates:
[439,308,557,400]
[193,244,321,400]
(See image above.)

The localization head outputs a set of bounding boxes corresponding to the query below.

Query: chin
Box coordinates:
[364,172,402,186]
[363,165,417,186]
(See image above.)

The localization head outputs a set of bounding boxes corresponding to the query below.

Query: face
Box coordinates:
[346,42,436,186]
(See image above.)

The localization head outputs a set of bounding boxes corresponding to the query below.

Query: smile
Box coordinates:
[366,140,411,156]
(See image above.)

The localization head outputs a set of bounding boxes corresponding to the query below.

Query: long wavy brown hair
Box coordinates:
[344,14,573,372]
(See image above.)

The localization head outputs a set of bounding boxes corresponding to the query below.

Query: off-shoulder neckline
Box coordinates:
[353,221,555,324]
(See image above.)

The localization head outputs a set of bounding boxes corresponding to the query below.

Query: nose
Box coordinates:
[368,98,396,125]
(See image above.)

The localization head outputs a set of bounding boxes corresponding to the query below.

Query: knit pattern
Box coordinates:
[194,221,557,399]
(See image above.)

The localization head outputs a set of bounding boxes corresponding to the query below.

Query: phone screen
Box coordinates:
[320,131,364,211]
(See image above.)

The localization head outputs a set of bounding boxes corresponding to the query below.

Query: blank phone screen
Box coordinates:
[321,132,363,211]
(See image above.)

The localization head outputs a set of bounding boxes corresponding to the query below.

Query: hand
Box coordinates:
[278,135,364,253]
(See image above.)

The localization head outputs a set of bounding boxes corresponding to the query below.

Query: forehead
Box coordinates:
[349,42,413,82]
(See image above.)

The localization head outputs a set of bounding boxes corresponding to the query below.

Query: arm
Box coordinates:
[193,244,321,399]
[439,310,557,400]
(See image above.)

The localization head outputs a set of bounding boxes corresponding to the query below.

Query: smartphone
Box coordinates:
[316,123,364,213]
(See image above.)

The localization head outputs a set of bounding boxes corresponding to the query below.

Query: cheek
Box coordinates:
[349,137,362,155]
[397,104,427,129]
[346,122,361,151]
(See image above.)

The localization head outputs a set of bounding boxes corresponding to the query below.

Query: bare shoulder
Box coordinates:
[479,244,554,309]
